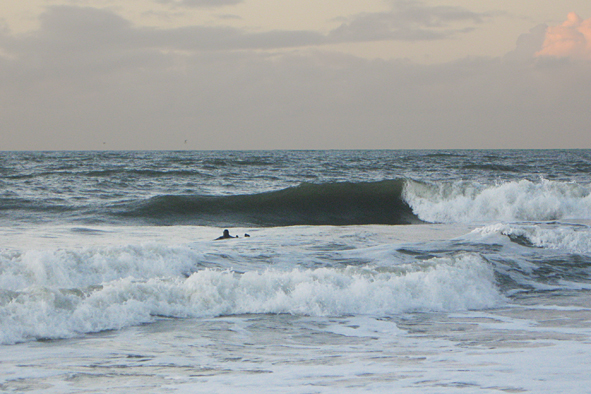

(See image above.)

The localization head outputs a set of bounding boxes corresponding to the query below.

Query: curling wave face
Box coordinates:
[118,180,420,226]
[3,177,591,226]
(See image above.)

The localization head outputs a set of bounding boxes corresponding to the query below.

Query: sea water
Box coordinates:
[1,150,591,393]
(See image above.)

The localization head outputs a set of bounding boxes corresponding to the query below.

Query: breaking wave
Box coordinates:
[0,247,501,344]
[404,178,591,223]
[5,178,591,226]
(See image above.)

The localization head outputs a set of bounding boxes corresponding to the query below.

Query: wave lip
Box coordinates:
[119,180,421,226]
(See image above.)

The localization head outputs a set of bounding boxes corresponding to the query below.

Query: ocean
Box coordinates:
[1,150,591,393]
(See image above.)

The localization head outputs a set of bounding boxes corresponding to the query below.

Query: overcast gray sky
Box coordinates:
[1,0,591,150]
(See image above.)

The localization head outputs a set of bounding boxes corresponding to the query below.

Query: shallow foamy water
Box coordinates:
[2,223,591,392]
[3,298,591,393]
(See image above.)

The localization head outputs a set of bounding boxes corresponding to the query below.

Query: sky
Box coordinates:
[1,0,591,150]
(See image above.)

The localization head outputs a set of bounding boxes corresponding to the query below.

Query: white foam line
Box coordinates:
[449,310,591,336]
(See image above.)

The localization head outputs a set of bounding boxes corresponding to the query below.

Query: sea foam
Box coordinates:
[474,223,591,255]
[403,178,591,223]
[0,252,502,344]
[0,244,202,291]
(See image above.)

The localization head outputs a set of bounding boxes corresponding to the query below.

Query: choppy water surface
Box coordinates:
[1,150,591,393]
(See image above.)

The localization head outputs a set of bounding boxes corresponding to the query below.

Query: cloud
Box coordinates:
[216,14,242,20]
[328,0,493,42]
[156,0,244,8]
[503,23,547,63]
[2,2,490,64]
[1,5,590,150]
[536,12,591,60]
[5,6,323,61]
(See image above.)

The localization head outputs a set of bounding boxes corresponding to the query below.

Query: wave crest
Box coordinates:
[404,178,591,223]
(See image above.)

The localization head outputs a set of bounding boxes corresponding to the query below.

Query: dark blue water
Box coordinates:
[1,150,590,226]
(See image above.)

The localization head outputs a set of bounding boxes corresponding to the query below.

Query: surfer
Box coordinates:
[215,229,238,240]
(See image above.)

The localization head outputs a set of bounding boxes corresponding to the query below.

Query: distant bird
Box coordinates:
[184,140,187,144]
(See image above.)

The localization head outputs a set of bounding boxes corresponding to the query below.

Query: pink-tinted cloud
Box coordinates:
[536,13,591,60]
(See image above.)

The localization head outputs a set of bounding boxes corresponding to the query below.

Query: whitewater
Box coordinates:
[1,150,591,393]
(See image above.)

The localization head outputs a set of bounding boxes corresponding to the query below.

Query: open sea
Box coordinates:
[1,150,591,393]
